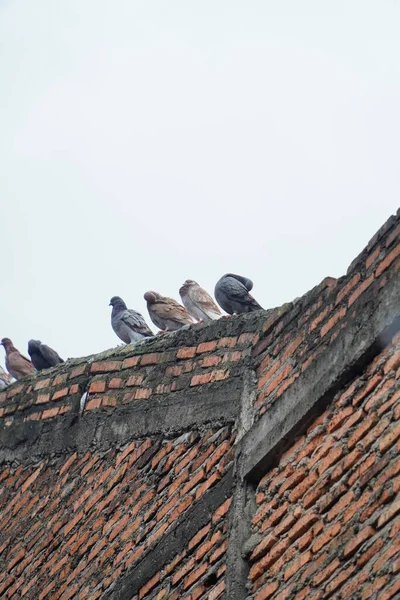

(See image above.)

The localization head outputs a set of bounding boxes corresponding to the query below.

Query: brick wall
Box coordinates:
[0,210,399,599]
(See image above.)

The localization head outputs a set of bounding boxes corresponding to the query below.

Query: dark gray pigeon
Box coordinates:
[28,340,64,371]
[110,296,154,344]
[214,273,263,314]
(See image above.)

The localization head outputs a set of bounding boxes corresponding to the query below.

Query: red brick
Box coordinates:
[86,398,102,411]
[189,524,211,550]
[260,501,289,533]
[109,378,122,389]
[284,550,312,582]
[139,572,160,599]
[263,364,291,395]
[52,387,69,400]
[212,497,232,523]
[42,407,59,419]
[141,353,163,365]
[36,393,51,404]
[208,580,225,600]
[199,355,222,367]
[335,273,361,305]
[327,406,354,433]
[135,388,152,400]
[193,471,221,499]
[288,512,318,542]
[312,521,341,553]
[122,356,140,368]
[222,350,242,362]
[348,274,375,306]
[34,378,51,390]
[348,412,379,448]
[183,562,209,589]
[177,347,197,359]
[379,420,400,453]
[69,364,88,379]
[126,375,144,386]
[91,360,122,372]
[250,533,278,561]
[312,558,340,585]
[196,341,218,354]
[254,581,279,600]
[217,336,238,348]
[356,537,385,568]
[89,380,106,394]
[327,489,355,521]
[343,525,375,558]
[316,445,344,476]
[380,579,400,600]
[376,243,400,277]
[320,306,346,337]
[377,495,400,528]
[249,538,290,581]
[309,305,331,332]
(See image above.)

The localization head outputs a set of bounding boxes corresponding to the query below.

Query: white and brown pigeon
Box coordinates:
[214,273,263,314]
[28,340,64,371]
[144,291,195,332]
[0,365,12,390]
[1,338,35,380]
[179,280,222,322]
[110,296,154,344]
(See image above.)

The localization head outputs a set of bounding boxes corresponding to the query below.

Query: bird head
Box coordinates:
[28,340,41,353]
[1,338,13,351]
[109,296,126,308]
[144,291,159,305]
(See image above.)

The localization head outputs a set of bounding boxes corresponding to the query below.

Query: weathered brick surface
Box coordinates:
[0,427,234,599]
[249,338,400,600]
[253,211,400,419]
[0,211,399,600]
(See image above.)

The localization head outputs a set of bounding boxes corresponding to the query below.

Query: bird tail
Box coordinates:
[248,296,263,311]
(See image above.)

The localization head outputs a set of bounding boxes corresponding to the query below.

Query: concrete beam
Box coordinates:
[238,269,400,483]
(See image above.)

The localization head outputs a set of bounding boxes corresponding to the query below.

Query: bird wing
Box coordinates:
[190,286,221,315]
[153,297,194,324]
[121,309,154,337]
[10,351,35,373]
[40,344,64,366]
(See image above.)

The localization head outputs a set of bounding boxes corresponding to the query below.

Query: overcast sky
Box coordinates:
[1,1,399,364]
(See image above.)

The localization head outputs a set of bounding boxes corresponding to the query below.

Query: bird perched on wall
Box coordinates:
[179,280,222,322]
[0,365,12,390]
[214,273,263,314]
[1,338,35,380]
[110,296,154,344]
[28,340,64,371]
[144,291,195,332]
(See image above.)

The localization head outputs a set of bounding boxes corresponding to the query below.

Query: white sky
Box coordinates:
[1,1,399,363]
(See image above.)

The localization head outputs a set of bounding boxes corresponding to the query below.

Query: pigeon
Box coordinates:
[1,338,35,380]
[0,365,12,390]
[28,340,64,371]
[110,296,154,344]
[214,273,263,314]
[179,280,222,322]
[144,291,195,331]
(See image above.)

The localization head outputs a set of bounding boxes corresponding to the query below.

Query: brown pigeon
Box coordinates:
[1,338,35,380]
[0,365,12,390]
[144,291,195,332]
[179,280,222,322]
